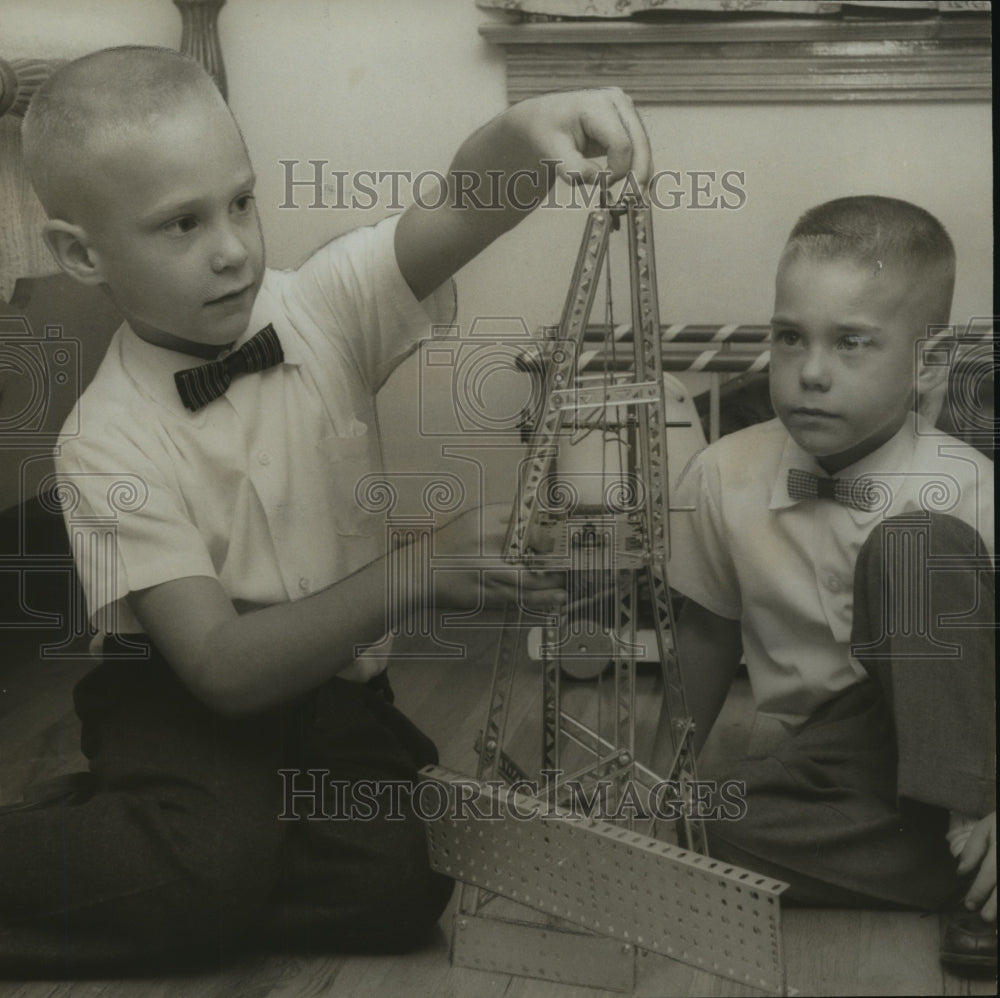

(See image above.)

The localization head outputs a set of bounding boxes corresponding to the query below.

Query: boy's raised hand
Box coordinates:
[500,87,653,191]
[395,87,652,301]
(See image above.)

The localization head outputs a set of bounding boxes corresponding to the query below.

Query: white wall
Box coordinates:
[2,0,992,506]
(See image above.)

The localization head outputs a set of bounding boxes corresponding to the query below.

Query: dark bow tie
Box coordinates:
[786,468,881,512]
[174,324,283,411]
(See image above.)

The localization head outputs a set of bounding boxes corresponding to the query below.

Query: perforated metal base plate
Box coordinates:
[421,765,788,994]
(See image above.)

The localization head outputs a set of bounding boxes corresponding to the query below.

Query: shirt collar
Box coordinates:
[769,413,920,517]
[115,274,302,418]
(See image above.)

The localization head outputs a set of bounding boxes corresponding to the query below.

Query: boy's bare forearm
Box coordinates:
[395,88,651,301]
[131,506,566,717]
[130,554,401,717]
[211,554,402,712]
[393,109,546,302]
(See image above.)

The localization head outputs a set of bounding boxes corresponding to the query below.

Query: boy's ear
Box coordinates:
[914,327,953,425]
[915,326,954,395]
[41,220,105,287]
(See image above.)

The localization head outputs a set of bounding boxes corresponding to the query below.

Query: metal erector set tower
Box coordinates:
[421,199,789,994]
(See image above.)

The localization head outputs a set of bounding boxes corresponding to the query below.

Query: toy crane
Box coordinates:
[421,197,788,994]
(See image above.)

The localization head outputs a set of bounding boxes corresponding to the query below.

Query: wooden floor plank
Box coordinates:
[323,924,509,998]
[781,909,945,997]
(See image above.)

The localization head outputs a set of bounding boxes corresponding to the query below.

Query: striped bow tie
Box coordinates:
[174,323,283,411]
[786,468,881,512]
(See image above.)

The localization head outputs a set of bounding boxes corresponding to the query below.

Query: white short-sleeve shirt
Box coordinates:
[667,414,994,726]
[54,214,455,635]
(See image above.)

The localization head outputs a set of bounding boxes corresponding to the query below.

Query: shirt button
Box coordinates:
[826,576,842,593]
[258,450,270,466]
[298,577,310,593]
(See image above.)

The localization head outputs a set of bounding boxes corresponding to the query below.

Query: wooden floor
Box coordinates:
[0,618,995,998]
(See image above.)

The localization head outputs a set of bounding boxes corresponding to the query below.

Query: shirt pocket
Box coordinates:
[314,421,381,541]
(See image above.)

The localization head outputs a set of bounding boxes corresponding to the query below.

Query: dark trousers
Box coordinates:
[705,512,995,910]
[0,642,453,976]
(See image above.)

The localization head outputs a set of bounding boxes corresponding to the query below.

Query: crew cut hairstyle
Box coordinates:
[785,195,955,273]
[782,195,956,323]
[22,46,222,216]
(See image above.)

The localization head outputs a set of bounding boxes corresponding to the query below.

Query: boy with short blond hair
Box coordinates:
[661,195,995,973]
[1,45,650,973]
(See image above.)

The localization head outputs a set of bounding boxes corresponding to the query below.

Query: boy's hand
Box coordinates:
[433,503,567,612]
[498,87,652,192]
[337,504,563,687]
[396,88,652,300]
[958,811,997,922]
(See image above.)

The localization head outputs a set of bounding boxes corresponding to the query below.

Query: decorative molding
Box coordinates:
[0,57,62,120]
[175,0,228,99]
[479,16,992,103]
[0,0,230,121]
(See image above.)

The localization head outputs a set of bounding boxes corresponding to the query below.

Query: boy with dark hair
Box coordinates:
[2,45,651,974]
[659,195,995,973]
